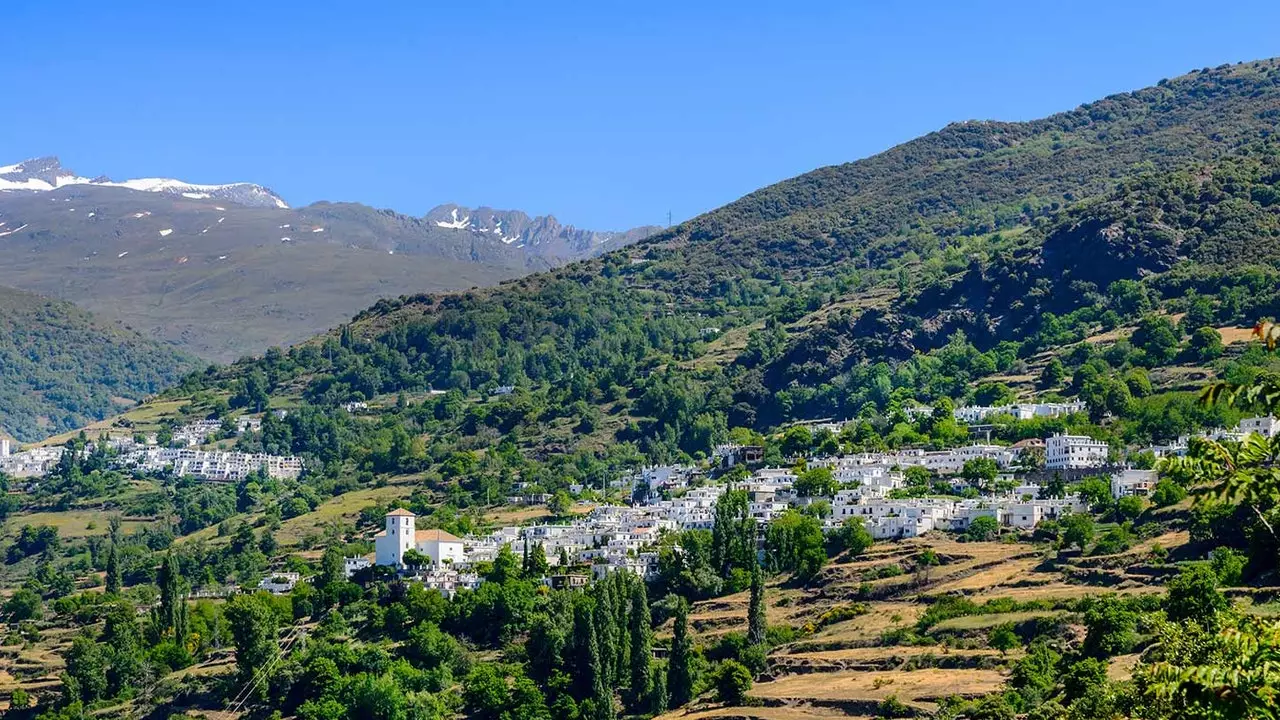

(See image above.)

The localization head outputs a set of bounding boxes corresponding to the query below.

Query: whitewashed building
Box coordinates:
[1045,434,1109,470]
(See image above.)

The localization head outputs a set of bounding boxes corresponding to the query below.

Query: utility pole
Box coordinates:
[667,210,672,228]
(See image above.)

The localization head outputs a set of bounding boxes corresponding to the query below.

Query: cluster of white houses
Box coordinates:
[901,400,1088,424]
[362,417,1277,593]
[118,447,303,482]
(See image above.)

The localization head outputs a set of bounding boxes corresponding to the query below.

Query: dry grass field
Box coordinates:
[672,530,1192,717]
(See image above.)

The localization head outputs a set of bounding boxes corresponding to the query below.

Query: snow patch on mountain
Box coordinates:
[435,207,470,229]
[0,157,288,209]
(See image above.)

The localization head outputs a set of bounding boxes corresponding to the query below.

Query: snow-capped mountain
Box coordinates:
[0,157,288,209]
[0,158,660,362]
[424,203,658,257]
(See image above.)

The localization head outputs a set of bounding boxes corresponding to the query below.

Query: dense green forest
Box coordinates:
[0,287,197,442]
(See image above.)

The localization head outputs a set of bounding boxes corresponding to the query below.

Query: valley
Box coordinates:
[0,55,1278,720]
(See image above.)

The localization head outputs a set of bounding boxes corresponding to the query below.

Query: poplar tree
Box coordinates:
[628,579,653,708]
[747,560,767,647]
[155,551,188,643]
[594,580,618,689]
[571,599,601,700]
[105,543,122,595]
[668,598,695,706]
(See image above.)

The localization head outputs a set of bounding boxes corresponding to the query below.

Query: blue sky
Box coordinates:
[2,1,1278,230]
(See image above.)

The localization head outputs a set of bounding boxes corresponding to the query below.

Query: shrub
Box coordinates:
[1210,548,1247,586]
[713,660,752,705]
[1150,480,1187,507]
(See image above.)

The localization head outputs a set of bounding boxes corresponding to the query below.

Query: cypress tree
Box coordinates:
[747,560,767,647]
[668,598,695,707]
[105,543,121,595]
[628,578,653,708]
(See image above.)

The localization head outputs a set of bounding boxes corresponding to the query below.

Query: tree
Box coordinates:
[489,544,520,584]
[1060,513,1096,551]
[1211,547,1247,586]
[105,543,121,594]
[1132,315,1181,366]
[4,588,41,621]
[1108,279,1151,317]
[1151,479,1187,507]
[794,467,837,497]
[747,561,767,648]
[711,489,755,580]
[1116,494,1147,522]
[668,599,695,707]
[64,636,108,703]
[628,581,653,709]
[989,624,1019,656]
[1185,326,1224,362]
[547,491,572,517]
[154,551,189,645]
[1039,358,1066,389]
[966,515,999,541]
[713,660,752,705]
[833,517,873,558]
[1145,616,1280,719]
[764,510,826,581]
[1166,565,1228,627]
[1083,597,1138,658]
[526,543,550,579]
[225,594,279,688]
[779,426,812,457]
[973,381,1016,407]
[961,457,999,491]
[1073,475,1113,512]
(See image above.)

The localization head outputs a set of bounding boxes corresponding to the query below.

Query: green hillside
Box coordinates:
[0,286,198,441]
[165,60,1280,464]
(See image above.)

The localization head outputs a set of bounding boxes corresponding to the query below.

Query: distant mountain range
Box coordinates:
[0,156,288,209]
[0,157,660,360]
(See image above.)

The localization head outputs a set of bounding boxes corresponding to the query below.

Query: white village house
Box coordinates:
[374,509,466,568]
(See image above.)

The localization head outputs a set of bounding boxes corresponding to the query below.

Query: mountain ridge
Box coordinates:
[0,159,661,361]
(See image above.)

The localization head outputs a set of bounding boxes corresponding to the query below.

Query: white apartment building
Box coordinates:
[1045,434,1109,470]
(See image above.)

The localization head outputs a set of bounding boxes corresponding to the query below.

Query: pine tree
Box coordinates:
[668,598,695,707]
[747,560,767,647]
[105,543,121,595]
[628,578,653,708]
[559,547,571,568]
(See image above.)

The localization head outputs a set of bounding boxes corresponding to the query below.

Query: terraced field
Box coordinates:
[666,531,1189,720]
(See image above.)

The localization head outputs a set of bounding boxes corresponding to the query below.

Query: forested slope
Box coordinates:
[149,60,1280,468]
[0,287,197,441]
